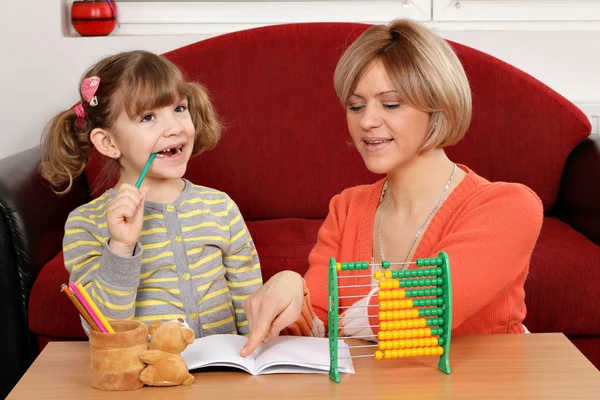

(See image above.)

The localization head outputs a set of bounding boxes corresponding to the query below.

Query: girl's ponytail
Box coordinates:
[39,108,92,194]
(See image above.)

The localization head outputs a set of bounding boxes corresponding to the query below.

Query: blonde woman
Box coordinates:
[241,19,542,356]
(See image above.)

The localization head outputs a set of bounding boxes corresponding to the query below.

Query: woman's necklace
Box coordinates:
[376,163,457,267]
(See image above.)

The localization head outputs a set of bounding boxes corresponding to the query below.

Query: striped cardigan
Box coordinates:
[63,179,262,337]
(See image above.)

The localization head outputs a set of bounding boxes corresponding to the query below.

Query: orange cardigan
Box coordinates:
[290,165,543,336]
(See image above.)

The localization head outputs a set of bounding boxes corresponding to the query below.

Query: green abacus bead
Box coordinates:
[417,269,424,277]
[382,260,391,269]
[341,262,348,270]
[425,278,432,286]
[438,337,445,346]
[391,271,398,279]
[411,270,418,277]
[424,258,430,266]
[437,298,444,306]
[416,259,424,267]
[437,267,443,275]
[362,261,369,269]
[436,257,443,266]
[438,318,445,326]
[417,289,425,296]
[349,262,356,270]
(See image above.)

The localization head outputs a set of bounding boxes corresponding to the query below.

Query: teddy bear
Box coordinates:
[139,318,195,386]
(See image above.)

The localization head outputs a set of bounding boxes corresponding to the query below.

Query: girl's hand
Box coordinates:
[240,271,304,357]
[106,184,148,257]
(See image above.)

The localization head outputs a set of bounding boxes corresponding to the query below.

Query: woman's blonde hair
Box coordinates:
[334,19,472,152]
[40,50,221,193]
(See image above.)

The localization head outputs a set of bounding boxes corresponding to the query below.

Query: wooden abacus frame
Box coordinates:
[328,252,453,383]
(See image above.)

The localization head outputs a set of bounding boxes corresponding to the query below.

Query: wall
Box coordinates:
[1,1,599,159]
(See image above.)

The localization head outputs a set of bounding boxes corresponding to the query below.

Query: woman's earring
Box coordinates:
[113,152,118,160]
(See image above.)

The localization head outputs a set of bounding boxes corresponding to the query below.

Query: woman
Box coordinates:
[240,19,543,357]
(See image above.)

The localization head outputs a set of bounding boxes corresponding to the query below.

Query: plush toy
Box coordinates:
[139,318,195,386]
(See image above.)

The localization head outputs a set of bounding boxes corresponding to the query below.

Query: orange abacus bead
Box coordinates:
[374,271,382,280]
[384,271,392,279]
[375,351,383,360]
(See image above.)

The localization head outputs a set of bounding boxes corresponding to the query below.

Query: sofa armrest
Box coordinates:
[553,136,600,246]
[0,145,90,396]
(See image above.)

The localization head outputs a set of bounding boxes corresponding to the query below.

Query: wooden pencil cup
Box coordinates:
[89,320,148,391]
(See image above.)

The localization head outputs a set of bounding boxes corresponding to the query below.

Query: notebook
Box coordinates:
[180,334,355,376]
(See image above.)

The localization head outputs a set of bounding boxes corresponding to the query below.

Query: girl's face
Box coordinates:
[112,96,195,184]
[346,59,430,175]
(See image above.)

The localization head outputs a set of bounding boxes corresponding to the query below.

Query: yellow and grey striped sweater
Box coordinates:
[63,179,262,338]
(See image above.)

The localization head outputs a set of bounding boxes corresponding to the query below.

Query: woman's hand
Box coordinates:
[106,184,148,257]
[239,270,304,357]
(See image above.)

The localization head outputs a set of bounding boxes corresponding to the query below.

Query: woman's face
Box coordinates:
[346,59,430,175]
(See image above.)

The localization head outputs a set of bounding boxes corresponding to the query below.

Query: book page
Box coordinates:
[253,336,355,375]
[181,334,256,374]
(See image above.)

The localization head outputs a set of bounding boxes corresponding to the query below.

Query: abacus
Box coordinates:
[328,252,453,383]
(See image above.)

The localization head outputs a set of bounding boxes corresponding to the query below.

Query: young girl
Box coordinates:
[240,19,544,356]
[40,50,264,338]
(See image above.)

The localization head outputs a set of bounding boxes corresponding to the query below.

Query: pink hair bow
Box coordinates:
[81,76,101,107]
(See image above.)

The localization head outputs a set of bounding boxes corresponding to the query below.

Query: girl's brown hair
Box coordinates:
[334,19,472,152]
[40,50,221,193]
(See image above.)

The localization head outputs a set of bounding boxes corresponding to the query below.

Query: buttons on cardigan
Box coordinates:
[190,312,197,320]
[175,236,182,243]
[166,205,174,212]
[183,273,190,281]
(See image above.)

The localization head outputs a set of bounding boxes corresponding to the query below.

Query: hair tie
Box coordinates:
[73,103,86,119]
[81,76,101,107]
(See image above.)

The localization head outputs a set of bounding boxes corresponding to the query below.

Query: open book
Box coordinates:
[181,334,355,376]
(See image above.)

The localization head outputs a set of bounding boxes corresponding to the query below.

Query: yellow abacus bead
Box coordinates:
[394,321,401,330]
[380,321,388,331]
[418,328,425,337]
[384,270,392,279]
[418,338,425,347]
[378,331,384,341]
[407,299,414,308]
[432,337,438,346]
[391,350,399,358]
[397,328,405,338]
[374,271,382,280]
[387,311,394,320]
[413,309,420,318]
[399,300,407,309]
[385,350,392,359]
[378,341,387,350]
[438,347,444,355]
[378,290,386,300]
[399,320,407,329]
[379,311,386,321]
[392,280,400,289]
[412,339,419,348]
[392,311,400,320]
[380,301,387,311]
[404,329,412,339]
[407,320,414,329]
[392,330,399,340]
[425,328,432,337]
[417,348,424,357]
[411,348,418,357]
[336,263,342,271]
[421,318,428,328]
[393,300,401,310]
[398,290,406,299]
[424,347,432,356]
[375,350,384,360]
[392,290,400,299]
[398,349,405,358]
[398,339,406,349]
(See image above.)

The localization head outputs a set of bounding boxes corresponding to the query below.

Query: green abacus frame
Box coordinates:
[328,252,453,383]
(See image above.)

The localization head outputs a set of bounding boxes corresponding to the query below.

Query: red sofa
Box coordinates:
[1,22,598,397]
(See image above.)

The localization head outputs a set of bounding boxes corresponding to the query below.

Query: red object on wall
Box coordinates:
[71,0,117,37]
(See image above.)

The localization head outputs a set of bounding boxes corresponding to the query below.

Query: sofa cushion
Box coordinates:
[524,217,600,335]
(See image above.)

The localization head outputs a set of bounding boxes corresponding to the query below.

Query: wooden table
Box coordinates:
[8,333,600,399]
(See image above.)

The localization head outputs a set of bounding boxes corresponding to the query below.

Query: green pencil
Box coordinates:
[135,153,156,188]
